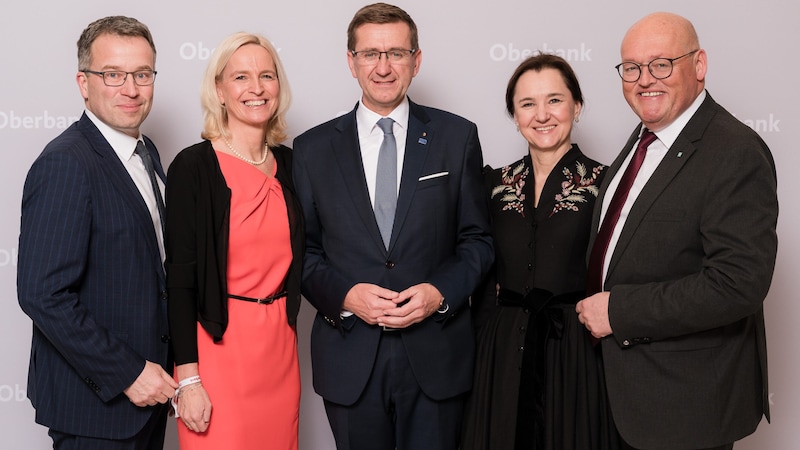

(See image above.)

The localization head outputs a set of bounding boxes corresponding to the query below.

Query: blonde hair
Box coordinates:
[200,32,291,146]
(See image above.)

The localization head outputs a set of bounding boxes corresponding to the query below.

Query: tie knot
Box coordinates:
[638,128,657,149]
[134,140,147,156]
[377,117,394,135]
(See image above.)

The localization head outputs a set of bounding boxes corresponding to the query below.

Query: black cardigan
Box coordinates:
[165,140,304,365]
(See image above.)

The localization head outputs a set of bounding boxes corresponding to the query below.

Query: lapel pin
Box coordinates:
[418,133,427,145]
[677,151,683,158]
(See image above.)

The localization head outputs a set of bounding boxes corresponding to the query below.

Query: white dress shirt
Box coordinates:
[599,91,706,286]
[355,99,409,207]
[85,109,166,262]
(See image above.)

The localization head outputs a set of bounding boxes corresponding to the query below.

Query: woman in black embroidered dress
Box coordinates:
[462,55,619,450]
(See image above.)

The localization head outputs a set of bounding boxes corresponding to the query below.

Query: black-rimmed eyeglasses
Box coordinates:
[82,70,157,86]
[615,50,698,83]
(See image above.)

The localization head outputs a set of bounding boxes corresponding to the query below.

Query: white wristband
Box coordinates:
[178,375,201,388]
[172,375,202,418]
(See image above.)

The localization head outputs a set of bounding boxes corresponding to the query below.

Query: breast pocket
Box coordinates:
[417,172,449,190]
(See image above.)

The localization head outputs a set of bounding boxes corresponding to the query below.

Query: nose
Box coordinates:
[374,54,392,74]
[638,66,657,86]
[250,77,265,94]
[534,104,549,122]
[120,74,139,96]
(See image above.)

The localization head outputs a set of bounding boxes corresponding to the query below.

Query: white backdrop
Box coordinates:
[1,1,797,448]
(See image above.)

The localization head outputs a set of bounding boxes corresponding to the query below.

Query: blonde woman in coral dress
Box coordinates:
[165,32,303,450]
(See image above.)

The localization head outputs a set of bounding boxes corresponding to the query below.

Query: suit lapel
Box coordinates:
[77,115,164,277]
[606,98,715,278]
[144,135,167,183]
[389,102,431,252]
[332,109,387,252]
[587,129,639,256]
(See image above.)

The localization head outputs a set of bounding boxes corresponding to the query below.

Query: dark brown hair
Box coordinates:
[347,3,419,51]
[505,53,583,116]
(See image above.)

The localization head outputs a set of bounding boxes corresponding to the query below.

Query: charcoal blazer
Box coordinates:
[17,113,171,439]
[293,100,494,405]
[593,93,777,449]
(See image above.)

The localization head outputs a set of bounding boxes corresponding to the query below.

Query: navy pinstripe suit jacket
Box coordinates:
[17,113,171,439]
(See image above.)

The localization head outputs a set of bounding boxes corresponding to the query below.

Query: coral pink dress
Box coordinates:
[177,152,299,450]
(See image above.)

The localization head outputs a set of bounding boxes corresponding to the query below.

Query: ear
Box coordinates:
[694,49,708,82]
[411,49,422,78]
[77,71,89,100]
[347,50,358,79]
[216,81,225,106]
[574,101,583,121]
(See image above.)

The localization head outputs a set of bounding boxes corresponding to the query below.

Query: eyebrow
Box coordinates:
[517,93,567,102]
[97,64,154,71]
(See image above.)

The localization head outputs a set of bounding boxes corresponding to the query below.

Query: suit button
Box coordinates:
[161,335,170,343]
[385,261,395,269]
[160,291,168,300]
[622,339,631,347]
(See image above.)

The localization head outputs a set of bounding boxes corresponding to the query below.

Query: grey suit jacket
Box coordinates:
[594,93,777,449]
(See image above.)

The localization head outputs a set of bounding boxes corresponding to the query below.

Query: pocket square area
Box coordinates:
[418,171,449,181]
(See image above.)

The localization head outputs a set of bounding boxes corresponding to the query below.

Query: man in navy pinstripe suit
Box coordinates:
[17,16,177,450]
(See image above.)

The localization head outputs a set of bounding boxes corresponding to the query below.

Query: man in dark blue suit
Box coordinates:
[293,3,493,450]
[17,16,177,450]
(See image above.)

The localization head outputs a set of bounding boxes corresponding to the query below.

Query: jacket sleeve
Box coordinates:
[17,148,144,402]
[165,150,201,364]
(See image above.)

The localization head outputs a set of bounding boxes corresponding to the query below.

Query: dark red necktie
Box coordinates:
[586,129,657,295]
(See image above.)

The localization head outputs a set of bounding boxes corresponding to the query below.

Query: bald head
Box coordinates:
[618,12,706,131]
[623,12,700,57]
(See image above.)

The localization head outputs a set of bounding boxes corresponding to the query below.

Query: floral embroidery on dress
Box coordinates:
[491,160,529,217]
[492,159,603,218]
[550,162,603,217]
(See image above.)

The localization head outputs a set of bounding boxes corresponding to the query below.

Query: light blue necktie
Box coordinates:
[375,118,397,249]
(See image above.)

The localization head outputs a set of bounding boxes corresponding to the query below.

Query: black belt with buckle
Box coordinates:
[228,291,287,305]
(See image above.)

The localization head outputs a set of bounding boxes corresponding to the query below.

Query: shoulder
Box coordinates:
[30,124,96,177]
[569,146,607,178]
[412,102,477,130]
[170,140,214,166]
[167,140,218,180]
[295,112,353,146]
[271,144,293,173]
[691,95,774,169]
[271,143,292,159]
[485,156,528,188]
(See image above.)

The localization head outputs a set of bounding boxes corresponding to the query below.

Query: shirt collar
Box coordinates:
[356,97,410,136]
[84,109,142,161]
[649,90,706,147]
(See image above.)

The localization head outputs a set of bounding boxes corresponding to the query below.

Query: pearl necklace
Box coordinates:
[222,136,269,165]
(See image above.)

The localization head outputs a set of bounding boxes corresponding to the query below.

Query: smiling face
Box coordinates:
[620,13,706,132]
[216,43,280,133]
[77,34,155,138]
[512,68,581,156]
[347,21,421,116]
